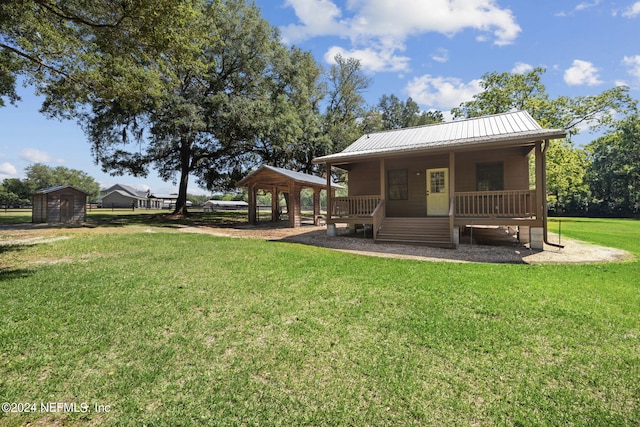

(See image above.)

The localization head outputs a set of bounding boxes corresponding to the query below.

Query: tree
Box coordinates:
[545,140,589,214]
[250,47,329,176]
[323,54,371,153]
[1,0,209,215]
[586,115,640,214]
[24,163,101,200]
[451,68,636,135]
[375,94,443,130]
[1,0,202,110]
[1,178,33,202]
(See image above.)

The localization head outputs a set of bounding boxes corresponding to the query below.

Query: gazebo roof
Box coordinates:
[236,165,342,189]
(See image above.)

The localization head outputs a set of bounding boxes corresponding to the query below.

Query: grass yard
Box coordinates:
[0,215,639,426]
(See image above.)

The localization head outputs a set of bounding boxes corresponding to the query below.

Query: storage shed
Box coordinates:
[32,185,89,224]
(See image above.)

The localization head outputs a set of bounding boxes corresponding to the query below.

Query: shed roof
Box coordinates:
[33,185,90,195]
[313,110,566,164]
[237,165,342,188]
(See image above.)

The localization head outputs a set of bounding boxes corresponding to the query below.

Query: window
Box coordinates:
[388,169,408,200]
[476,162,504,191]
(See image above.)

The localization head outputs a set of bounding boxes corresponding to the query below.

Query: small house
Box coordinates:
[32,185,89,224]
[312,111,566,249]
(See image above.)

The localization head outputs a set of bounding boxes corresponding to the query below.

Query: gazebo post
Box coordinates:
[271,186,279,222]
[288,183,301,228]
[313,188,320,225]
[248,183,257,225]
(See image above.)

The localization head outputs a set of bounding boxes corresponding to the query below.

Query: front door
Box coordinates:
[426,168,449,216]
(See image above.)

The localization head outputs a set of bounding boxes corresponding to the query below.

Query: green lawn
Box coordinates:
[0,216,639,426]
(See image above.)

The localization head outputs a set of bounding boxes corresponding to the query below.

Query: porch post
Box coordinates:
[379,158,386,215]
[449,152,456,246]
[326,163,333,222]
[271,186,279,222]
[248,183,257,225]
[535,141,544,226]
[326,163,337,236]
[531,140,545,249]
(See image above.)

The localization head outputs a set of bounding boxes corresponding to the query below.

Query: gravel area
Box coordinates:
[178,223,635,264]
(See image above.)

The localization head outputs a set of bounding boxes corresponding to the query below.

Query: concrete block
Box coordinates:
[327,223,337,237]
[530,227,544,250]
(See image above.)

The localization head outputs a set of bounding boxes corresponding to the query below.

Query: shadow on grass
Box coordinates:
[0,267,34,282]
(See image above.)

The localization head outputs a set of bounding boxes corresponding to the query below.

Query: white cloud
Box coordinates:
[512,62,533,74]
[623,55,640,86]
[280,0,348,43]
[622,1,640,17]
[324,44,411,72]
[281,0,521,71]
[0,162,18,178]
[406,75,483,110]
[576,0,600,12]
[20,148,52,163]
[563,59,603,86]
[431,48,449,63]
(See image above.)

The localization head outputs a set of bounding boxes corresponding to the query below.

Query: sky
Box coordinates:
[1,0,639,195]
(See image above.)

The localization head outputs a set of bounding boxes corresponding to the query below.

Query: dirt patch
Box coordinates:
[178,223,635,264]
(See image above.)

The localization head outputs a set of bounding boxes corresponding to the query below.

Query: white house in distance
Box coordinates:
[100,184,180,209]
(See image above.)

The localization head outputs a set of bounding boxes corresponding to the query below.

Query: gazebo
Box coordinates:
[236,165,341,228]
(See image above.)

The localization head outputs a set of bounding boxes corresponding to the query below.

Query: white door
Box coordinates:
[426,168,449,216]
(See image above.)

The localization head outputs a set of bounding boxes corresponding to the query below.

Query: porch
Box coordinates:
[326,190,540,247]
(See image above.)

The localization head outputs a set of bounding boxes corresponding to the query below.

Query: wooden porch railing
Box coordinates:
[455,190,536,218]
[332,195,382,217]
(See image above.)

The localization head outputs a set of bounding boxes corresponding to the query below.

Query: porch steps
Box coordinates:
[376,217,454,248]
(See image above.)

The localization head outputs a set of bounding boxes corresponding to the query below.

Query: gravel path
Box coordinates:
[178,223,634,264]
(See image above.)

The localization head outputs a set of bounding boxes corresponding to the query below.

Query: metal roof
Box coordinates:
[102,189,145,200]
[33,185,90,195]
[237,165,342,188]
[313,110,566,164]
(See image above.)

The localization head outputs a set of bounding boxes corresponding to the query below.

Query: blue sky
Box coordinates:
[1,0,639,195]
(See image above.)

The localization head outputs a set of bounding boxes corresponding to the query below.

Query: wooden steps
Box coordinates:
[375,217,454,248]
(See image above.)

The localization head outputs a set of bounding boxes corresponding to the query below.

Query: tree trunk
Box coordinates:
[172,139,191,216]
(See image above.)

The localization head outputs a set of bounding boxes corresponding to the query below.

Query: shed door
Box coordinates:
[60,196,73,223]
[426,168,449,216]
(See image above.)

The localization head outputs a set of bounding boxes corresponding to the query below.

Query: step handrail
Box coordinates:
[371,199,385,241]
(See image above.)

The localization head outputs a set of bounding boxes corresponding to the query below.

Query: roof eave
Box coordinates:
[313,129,566,165]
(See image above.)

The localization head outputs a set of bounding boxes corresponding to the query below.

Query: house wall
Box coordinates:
[346,160,380,196]
[345,147,532,217]
[455,146,531,192]
[102,192,136,208]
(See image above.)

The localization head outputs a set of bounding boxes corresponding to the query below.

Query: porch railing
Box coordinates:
[455,190,536,218]
[332,195,382,217]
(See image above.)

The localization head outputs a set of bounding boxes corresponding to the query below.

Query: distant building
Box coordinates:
[99,184,182,209]
[100,184,149,208]
[32,185,89,223]
[203,200,248,211]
